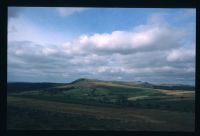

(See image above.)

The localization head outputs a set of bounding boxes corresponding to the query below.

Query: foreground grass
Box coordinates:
[7,96,194,131]
[8,105,139,130]
[9,95,195,112]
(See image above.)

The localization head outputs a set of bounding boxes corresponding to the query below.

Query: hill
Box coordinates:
[7,78,194,93]
[7,78,195,112]
[7,78,195,130]
[53,78,194,91]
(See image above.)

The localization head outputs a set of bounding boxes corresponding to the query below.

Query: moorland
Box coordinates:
[7,78,195,131]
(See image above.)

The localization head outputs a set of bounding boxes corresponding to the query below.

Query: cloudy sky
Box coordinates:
[8,7,196,85]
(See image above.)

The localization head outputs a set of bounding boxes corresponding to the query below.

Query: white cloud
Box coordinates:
[147,12,168,26]
[7,11,195,84]
[57,8,88,17]
[167,47,195,62]
[60,20,186,55]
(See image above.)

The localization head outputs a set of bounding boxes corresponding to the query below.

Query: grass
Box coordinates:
[9,85,195,112]
[7,96,195,131]
[8,105,142,130]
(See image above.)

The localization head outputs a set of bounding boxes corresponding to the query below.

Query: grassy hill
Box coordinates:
[8,78,195,112]
[7,78,195,130]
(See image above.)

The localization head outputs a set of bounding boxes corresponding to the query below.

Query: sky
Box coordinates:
[7,7,196,85]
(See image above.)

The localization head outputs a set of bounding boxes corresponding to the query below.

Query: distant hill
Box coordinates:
[53,78,195,91]
[152,84,195,91]
[7,82,65,93]
[56,78,154,90]
[68,78,194,91]
[7,78,195,93]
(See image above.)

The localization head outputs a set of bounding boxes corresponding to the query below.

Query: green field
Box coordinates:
[7,79,195,130]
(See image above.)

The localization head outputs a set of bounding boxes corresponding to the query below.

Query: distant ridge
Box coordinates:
[7,82,65,93]
[71,78,91,84]
[153,84,194,91]
[68,78,194,91]
[7,78,195,93]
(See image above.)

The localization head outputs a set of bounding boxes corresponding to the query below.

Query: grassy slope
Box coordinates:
[9,80,195,112]
[7,96,194,131]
